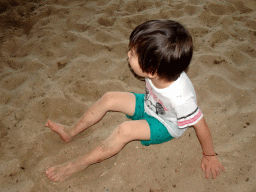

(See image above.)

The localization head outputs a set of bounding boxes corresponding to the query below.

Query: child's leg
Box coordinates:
[45,92,136,142]
[46,120,150,181]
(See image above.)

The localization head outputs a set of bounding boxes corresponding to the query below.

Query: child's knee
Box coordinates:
[116,122,133,141]
[101,92,117,109]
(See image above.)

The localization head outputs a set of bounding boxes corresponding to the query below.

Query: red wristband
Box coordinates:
[202,152,218,156]
[202,153,218,161]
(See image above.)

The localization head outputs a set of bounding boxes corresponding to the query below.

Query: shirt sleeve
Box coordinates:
[174,98,203,128]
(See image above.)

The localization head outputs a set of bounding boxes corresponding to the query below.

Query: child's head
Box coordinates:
[129,20,193,81]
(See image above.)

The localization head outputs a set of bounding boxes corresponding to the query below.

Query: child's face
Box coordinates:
[127,49,150,78]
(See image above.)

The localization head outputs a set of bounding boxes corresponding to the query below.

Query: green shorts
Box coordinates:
[126,93,173,146]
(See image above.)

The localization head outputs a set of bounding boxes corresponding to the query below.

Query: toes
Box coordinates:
[47,166,55,172]
[45,120,54,128]
[45,120,57,130]
[46,167,55,176]
[48,120,54,127]
[45,167,61,182]
[46,172,57,181]
[51,174,60,182]
[45,120,49,127]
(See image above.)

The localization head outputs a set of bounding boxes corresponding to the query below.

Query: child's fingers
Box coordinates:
[216,167,220,176]
[201,162,205,172]
[205,168,210,179]
[201,163,208,177]
[211,169,216,179]
[220,164,225,172]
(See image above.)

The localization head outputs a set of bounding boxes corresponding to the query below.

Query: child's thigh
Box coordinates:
[117,120,151,141]
[103,92,136,116]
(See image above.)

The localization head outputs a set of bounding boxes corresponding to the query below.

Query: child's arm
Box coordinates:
[193,117,225,179]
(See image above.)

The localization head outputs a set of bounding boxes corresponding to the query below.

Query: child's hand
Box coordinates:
[201,156,225,179]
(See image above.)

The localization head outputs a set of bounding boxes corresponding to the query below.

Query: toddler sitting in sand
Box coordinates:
[45,20,225,182]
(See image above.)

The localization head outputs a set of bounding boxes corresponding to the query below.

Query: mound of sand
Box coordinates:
[0,0,255,191]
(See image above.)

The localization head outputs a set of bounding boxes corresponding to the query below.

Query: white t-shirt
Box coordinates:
[144,72,203,138]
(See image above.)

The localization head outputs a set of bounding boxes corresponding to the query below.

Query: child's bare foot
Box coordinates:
[45,120,72,142]
[46,156,89,182]
[45,161,86,182]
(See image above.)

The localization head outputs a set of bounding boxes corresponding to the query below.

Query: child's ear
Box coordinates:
[148,72,158,79]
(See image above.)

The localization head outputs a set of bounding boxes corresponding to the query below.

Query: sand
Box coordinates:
[0,0,256,191]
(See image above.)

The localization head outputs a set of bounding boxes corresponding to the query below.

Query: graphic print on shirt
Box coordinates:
[145,84,169,116]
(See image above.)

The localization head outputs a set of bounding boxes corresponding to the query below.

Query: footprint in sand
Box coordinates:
[160,9,184,18]
[237,44,256,58]
[198,54,228,68]
[246,20,256,31]
[190,27,209,39]
[120,15,150,30]
[231,1,252,14]
[5,60,23,70]
[207,3,236,15]
[124,0,153,13]
[198,10,220,27]
[1,73,28,91]
[97,16,116,27]
[184,4,201,16]
[208,30,230,48]
[0,89,11,104]
[201,75,233,96]
[224,48,249,66]
[69,80,124,102]
[66,18,90,32]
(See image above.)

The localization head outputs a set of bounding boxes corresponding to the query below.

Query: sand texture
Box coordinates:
[0,0,256,191]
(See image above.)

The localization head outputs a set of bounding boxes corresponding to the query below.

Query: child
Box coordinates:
[45,20,225,182]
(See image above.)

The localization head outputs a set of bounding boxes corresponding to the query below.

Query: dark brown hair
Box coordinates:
[129,20,193,81]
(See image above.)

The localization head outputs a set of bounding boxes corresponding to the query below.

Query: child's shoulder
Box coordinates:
[172,72,194,90]
[168,72,197,105]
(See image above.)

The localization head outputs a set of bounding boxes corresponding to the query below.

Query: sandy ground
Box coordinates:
[0,0,256,191]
